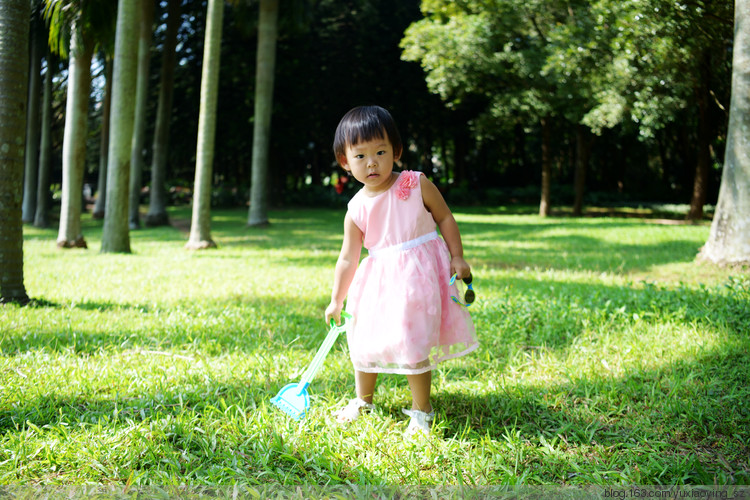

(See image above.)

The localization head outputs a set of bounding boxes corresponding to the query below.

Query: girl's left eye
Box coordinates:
[377,150,386,155]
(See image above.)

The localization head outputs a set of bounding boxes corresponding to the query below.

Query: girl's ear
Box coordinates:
[337,155,349,169]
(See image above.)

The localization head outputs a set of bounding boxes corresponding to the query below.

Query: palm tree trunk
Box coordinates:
[57,25,93,249]
[186,0,224,250]
[34,52,54,228]
[0,0,31,304]
[101,0,141,253]
[128,0,155,230]
[92,57,112,219]
[146,0,181,228]
[247,0,280,228]
[22,24,42,223]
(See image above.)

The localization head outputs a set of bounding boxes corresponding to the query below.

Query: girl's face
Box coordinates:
[339,136,401,196]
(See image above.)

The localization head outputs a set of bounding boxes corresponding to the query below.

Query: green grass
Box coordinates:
[1,206,749,487]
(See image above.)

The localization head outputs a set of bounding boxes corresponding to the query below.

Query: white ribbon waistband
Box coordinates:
[368,231,439,258]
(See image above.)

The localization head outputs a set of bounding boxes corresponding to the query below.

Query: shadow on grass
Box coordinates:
[0,295,330,356]
[22,207,712,275]
[6,275,747,369]
[458,220,707,274]
[435,347,750,484]
[146,208,710,274]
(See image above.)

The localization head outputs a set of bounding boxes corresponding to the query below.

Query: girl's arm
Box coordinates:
[325,212,363,325]
[420,175,471,279]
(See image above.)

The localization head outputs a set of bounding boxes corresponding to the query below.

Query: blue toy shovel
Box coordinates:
[271,311,353,420]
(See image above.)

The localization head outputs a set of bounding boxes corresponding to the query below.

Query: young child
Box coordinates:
[325,105,479,435]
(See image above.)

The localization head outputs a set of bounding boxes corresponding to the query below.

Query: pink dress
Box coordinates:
[344,170,478,375]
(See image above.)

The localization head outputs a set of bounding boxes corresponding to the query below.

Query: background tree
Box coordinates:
[247,0,279,228]
[699,0,750,265]
[128,0,156,230]
[145,0,181,228]
[50,5,95,248]
[101,0,141,253]
[0,0,31,305]
[401,0,571,215]
[186,0,224,250]
[92,55,112,219]
[46,0,116,248]
[22,2,45,224]
[604,0,732,221]
[33,50,56,228]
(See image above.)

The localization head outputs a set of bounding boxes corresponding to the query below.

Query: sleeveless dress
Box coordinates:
[344,170,479,375]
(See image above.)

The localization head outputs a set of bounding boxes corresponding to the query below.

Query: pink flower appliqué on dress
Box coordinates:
[395,171,419,200]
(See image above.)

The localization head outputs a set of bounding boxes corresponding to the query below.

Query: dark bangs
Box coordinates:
[333,106,403,161]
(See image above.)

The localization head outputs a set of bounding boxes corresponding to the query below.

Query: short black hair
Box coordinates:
[333,105,403,164]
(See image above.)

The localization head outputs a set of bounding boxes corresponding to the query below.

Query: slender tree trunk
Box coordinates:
[688,55,713,222]
[539,115,552,217]
[0,0,31,304]
[128,0,155,230]
[57,26,93,249]
[247,0,279,228]
[573,124,592,217]
[699,0,750,265]
[146,0,180,228]
[454,120,468,185]
[102,0,141,253]
[186,0,223,249]
[22,26,42,223]
[92,58,112,219]
[34,53,54,228]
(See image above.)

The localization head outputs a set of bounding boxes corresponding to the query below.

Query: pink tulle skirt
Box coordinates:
[345,237,478,375]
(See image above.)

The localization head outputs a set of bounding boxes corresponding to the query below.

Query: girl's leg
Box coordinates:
[406,371,432,413]
[335,370,378,422]
[355,370,378,403]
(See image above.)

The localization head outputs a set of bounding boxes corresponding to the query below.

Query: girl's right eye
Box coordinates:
[354,154,365,159]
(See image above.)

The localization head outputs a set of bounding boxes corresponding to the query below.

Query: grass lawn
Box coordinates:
[1,206,748,488]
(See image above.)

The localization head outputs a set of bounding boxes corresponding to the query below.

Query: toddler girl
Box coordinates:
[324,105,479,435]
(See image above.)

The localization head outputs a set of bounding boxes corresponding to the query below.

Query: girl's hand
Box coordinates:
[325,301,344,326]
[451,256,471,281]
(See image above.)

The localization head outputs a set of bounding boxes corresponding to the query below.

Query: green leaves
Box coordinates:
[42,0,117,59]
[401,0,732,140]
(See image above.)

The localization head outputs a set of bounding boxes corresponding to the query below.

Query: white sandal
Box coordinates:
[334,398,375,423]
[402,408,435,436]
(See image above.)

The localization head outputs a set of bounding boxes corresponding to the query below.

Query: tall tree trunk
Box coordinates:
[688,54,713,222]
[92,57,112,219]
[57,25,93,249]
[247,0,279,228]
[146,0,180,228]
[699,0,750,265]
[573,124,592,217]
[0,0,31,304]
[34,52,54,228]
[22,24,42,223]
[186,0,223,249]
[539,115,552,217]
[101,0,141,253]
[128,0,155,230]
